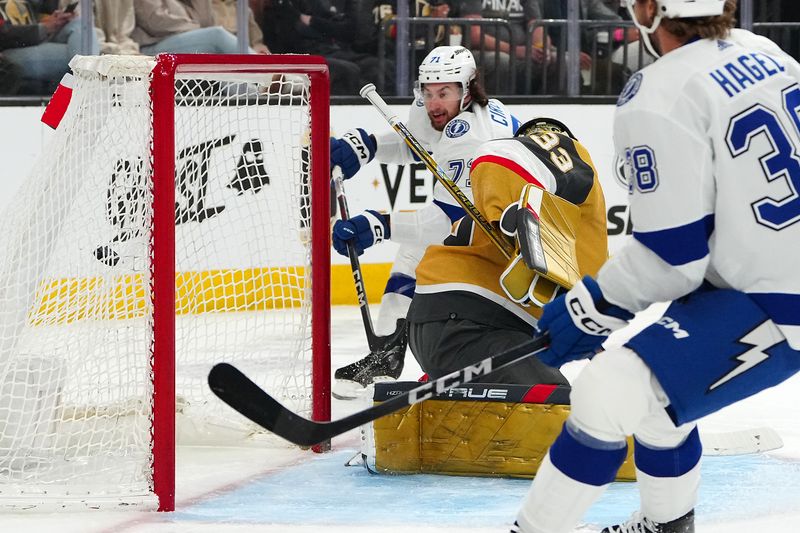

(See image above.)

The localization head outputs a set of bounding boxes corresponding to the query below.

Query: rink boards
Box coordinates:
[1,103,628,308]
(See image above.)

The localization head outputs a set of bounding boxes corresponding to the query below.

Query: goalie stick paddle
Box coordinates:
[208,335,550,447]
[332,169,406,356]
[700,426,783,456]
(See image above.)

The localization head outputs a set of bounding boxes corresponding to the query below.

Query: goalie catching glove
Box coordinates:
[499,183,582,307]
[330,128,376,179]
[332,210,390,256]
[536,275,633,368]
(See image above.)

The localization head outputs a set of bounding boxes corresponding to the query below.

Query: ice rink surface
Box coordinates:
[2,304,799,532]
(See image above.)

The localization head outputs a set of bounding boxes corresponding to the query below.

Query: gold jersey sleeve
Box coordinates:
[415,133,608,322]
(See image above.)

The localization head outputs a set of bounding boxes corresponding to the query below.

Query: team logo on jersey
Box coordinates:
[613,154,629,190]
[617,72,643,107]
[445,119,470,138]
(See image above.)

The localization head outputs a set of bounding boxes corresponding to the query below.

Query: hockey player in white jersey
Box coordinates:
[330,45,519,395]
[512,1,800,532]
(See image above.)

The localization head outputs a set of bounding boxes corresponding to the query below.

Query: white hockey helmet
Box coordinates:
[416,46,477,111]
[627,0,727,58]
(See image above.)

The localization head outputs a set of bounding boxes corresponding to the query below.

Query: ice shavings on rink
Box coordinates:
[172,449,800,529]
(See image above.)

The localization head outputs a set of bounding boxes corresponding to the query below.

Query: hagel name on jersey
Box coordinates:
[710,50,786,97]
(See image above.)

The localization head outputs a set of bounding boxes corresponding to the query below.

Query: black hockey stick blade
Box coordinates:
[208,335,550,447]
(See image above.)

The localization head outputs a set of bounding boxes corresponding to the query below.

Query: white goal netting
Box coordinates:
[0,55,328,509]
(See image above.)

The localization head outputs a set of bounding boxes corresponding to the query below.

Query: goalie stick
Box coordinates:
[332,168,406,357]
[700,426,783,456]
[208,335,550,447]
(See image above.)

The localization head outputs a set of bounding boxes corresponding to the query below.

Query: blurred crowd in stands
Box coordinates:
[0,0,799,97]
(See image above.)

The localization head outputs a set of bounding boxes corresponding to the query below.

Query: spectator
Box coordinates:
[212,0,270,53]
[376,1,453,50]
[541,0,634,94]
[451,0,556,94]
[94,0,139,55]
[373,0,449,91]
[609,10,652,75]
[755,0,798,58]
[296,0,383,89]
[0,0,99,94]
[579,0,642,92]
[260,0,364,95]
[1,52,22,95]
[131,0,243,55]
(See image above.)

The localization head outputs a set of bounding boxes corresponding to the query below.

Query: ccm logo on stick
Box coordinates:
[409,360,493,403]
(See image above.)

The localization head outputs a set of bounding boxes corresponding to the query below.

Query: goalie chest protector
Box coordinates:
[414,133,608,322]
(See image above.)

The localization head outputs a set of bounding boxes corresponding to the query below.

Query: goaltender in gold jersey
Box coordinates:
[406,117,608,384]
[362,119,635,481]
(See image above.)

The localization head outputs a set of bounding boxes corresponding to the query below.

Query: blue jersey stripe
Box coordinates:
[750,293,800,325]
[511,114,521,134]
[633,214,714,266]
[383,273,416,298]
[549,423,627,486]
[433,199,466,223]
[634,427,701,478]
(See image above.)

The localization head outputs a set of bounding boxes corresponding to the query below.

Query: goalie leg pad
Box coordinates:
[362,393,636,480]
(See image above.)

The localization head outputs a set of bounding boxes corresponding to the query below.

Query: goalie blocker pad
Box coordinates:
[361,381,636,481]
[499,184,582,306]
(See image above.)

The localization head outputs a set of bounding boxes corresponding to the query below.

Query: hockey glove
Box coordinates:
[332,210,390,257]
[330,128,377,179]
[536,276,633,368]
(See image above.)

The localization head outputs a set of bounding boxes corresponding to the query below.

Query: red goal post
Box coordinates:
[151,55,332,511]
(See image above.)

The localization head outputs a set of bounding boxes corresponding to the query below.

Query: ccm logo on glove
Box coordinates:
[330,128,377,179]
[567,297,614,336]
[343,131,369,160]
[331,210,391,257]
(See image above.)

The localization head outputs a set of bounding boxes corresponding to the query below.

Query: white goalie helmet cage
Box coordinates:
[627,0,727,58]
[416,45,477,111]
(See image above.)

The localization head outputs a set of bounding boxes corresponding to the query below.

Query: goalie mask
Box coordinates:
[627,0,726,58]
[515,117,577,141]
[416,46,477,111]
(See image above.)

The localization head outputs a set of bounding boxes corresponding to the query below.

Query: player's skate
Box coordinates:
[332,326,407,400]
[601,510,694,533]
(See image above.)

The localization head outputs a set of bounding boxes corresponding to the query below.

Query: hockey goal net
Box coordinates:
[0,54,331,511]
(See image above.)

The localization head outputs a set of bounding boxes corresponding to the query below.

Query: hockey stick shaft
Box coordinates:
[209,335,550,447]
[332,169,379,347]
[332,169,406,354]
[359,83,515,260]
